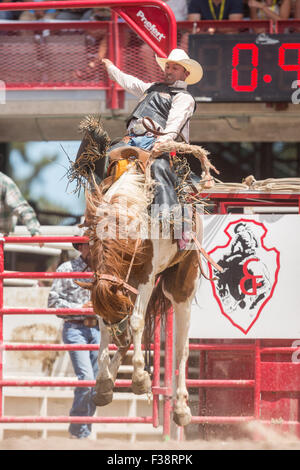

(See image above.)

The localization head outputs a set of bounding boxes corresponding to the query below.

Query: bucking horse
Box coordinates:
[70,116,220,427]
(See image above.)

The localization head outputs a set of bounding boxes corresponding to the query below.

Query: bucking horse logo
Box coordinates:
[208,219,280,334]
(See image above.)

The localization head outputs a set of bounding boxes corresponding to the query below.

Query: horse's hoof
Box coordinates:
[132,372,152,395]
[173,409,192,427]
[93,378,114,406]
[96,378,114,392]
[93,390,113,407]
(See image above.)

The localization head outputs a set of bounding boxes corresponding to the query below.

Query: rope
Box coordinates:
[243,175,300,192]
[201,176,300,193]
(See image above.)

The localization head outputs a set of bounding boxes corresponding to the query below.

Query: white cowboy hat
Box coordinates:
[155,48,203,85]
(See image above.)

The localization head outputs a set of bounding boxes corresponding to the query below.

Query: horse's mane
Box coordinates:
[85,168,154,324]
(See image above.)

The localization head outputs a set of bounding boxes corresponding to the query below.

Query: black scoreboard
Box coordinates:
[188,33,300,102]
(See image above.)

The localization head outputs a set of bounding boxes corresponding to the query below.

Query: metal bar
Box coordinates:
[260,347,300,354]
[189,343,256,352]
[162,307,173,440]
[0,272,94,279]
[0,238,4,420]
[254,340,261,420]
[106,12,117,109]
[186,379,255,388]
[3,236,89,244]
[152,314,161,427]
[198,346,205,422]
[0,20,111,31]
[191,416,255,424]
[0,379,131,387]
[0,0,175,12]
[276,19,300,33]
[0,416,153,424]
[0,308,94,315]
[179,19,271,31]
[152,386,170,396]
[4,343,154,351]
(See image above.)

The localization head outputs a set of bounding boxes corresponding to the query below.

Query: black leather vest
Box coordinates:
[126,83,196,131]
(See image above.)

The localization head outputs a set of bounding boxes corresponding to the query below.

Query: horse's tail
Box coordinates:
[143,276,172,352]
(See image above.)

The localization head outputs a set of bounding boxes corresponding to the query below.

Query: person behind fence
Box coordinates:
[48,240,100,439]
[0,171,41,237]
[187,0,244,21]
[248,0,291,21]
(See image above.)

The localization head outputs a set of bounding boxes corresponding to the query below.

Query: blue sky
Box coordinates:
[10,141,86,215]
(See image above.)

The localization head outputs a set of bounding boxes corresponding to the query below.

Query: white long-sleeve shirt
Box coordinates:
[106,63,195,143]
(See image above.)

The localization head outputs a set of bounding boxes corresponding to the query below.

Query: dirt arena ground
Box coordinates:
[1,423,300,450]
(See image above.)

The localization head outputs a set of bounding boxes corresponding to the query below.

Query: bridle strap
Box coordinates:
[190,232,223,281]
[95,273,139,295]
[94,239,140,296]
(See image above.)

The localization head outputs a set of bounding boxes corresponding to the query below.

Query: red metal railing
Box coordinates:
[184,192,300,438]
[0,235,174,438]
[1,222,300,437]
[0,19,272,101]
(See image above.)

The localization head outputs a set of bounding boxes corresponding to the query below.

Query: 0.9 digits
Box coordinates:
[231,42,300,92]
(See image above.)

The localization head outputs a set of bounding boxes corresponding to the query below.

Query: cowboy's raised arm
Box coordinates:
[101,58,154,98]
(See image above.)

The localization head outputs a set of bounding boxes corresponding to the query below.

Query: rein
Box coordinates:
[93,239,140,347]
[190,232,223,281]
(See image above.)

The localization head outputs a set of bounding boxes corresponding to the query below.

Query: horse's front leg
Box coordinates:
[130,280,154,395]
[93,317,114,406]
[94,317,131,406]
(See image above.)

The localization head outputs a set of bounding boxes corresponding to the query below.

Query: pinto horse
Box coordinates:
[78,148,214,427]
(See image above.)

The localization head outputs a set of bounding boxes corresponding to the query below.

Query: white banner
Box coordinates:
[190,214,300,339]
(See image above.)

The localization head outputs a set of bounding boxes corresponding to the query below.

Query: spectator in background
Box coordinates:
[55,0,88,21]
[0,171,41,237]
[19,0,57,21]
[248,0,291,20]
[164,0,188,20]
[0,0,21,20]
[48,240,100,440]
[75,8,110,80]
[188,0,244,20]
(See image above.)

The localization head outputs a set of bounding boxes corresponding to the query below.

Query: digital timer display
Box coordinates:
[188,34,300,102]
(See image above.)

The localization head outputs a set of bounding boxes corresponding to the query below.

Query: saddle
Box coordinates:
[107,146,151,180]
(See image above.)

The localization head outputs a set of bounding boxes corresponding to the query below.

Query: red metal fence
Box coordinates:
[0,235,175,438]
[0,18,289,109]
[186,193,300,438]
[1,199,300,439]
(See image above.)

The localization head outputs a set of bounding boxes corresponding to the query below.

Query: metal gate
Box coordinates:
[0,235,175,439]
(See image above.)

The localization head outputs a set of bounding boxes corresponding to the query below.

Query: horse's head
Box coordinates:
[82,167,154,328]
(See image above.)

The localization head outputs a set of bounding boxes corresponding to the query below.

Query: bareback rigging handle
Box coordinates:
[141,117,188,144]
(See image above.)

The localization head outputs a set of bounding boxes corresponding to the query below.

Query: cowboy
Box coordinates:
[100,48,203,215]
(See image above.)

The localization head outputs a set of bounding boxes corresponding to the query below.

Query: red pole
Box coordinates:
[0,0,177,54]
[152,314,161,428]
[254,339,261,420]
[0,237,4,420]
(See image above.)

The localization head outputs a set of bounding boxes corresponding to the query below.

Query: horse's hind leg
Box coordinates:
[171,299,193,427]
[131,280,154,395]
